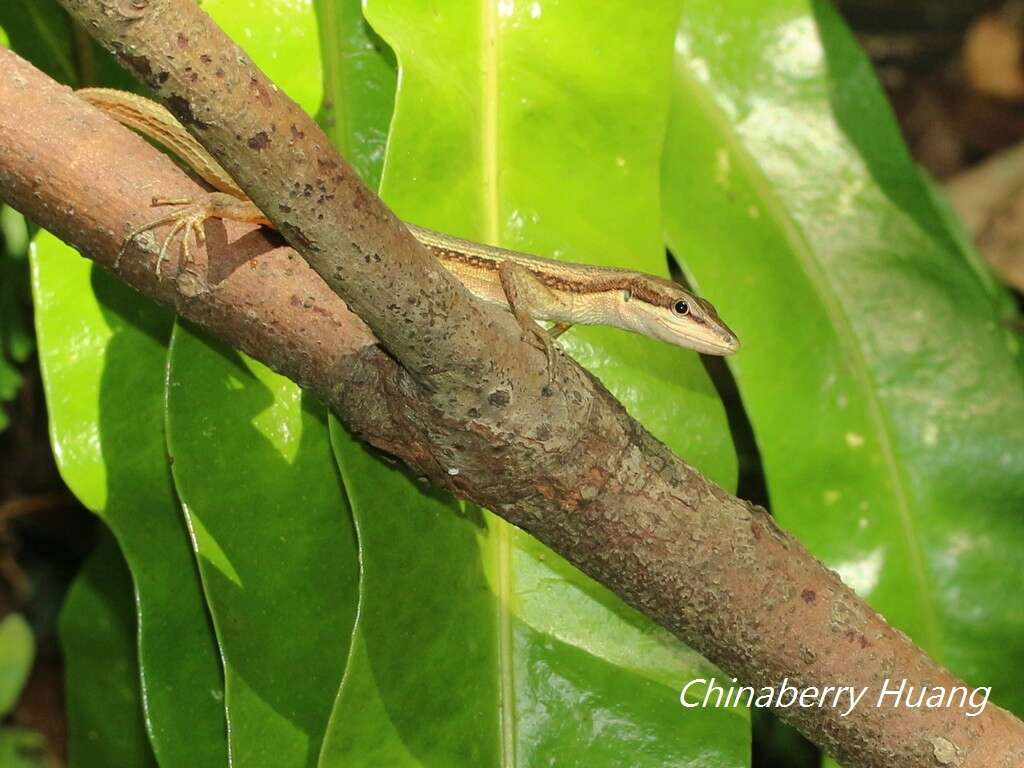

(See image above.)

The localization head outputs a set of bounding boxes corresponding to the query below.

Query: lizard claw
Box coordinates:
[118,196,213,276]
[516,319,559,387]
[117,192,263,277]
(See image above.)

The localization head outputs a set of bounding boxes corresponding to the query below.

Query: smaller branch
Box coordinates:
[945,140,1024,294]
[59,0,545,396]
[0,494,76,523]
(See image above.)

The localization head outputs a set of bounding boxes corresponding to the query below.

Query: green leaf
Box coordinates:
[314,0,396,187]
[323,425,749,767]
[365,0,736,487]
[321,423,504,766]
[2,205,29,257]
[0,0,137,89]
[0,614,33,717]
[317,1,747,764]
[30,233,227,768]
[203,0,323,114]
[662,0,1024,720]
[165,326,359,768]
[0,0,75,84]
[60,530,157,768]
[14,2,227,758]
[0,729,48,768]
[0,206,33,433]
[161,4,357,767]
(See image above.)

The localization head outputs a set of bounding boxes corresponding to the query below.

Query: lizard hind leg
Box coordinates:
[117,192,266,276]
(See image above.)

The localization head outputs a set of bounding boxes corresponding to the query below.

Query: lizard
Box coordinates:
[76,88,740,366]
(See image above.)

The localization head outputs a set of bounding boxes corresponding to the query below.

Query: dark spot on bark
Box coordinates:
[279,222,313,250]
[536,425,552,440]
[488,390,510,407]
[120,52,152,79]
[467,408,480,419]
[216,67,225,78]
[291,124,305,139]
[200,54,212,64]
[249,76,272,107]
[801,589,816,604]
[176,32,189,48]
[279,204,291,213]
[843,629,871,648]
[166,96,210,129]
[248,131,271,150]
[189,72,199,83]
[317,158,338,171]
[157,71,169,84]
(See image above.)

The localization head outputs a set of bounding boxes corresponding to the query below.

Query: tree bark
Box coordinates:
[2,6,1022,765]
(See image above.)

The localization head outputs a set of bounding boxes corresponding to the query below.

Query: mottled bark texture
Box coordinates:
[3,8,1023,766]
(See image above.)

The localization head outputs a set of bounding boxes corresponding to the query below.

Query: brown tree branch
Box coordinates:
[1,10,1021,767]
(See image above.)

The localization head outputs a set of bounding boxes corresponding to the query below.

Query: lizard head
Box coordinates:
[620,281,739,355]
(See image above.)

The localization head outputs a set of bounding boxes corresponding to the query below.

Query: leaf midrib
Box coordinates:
[479,3,517,767]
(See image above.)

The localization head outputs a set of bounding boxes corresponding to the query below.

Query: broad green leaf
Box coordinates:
[31,233,227,768]
[0,729,48,768]
[203,0,323,114]
[0,0,75,84]
[319,1,748,764]
[308,5,444,764]
[60,530,156,768]
[314,0,396,187]
[327,426,749,768]
[14,4,227,765]
[0,206,33,432]
[320,424,502,767]
[164,4,354,767]
[1,206,29,257]
[0,0,136,89]
[366,0,736,487]
[14,3,228,760]
[663,0,1024,723]
[0,614,33,717]
[166,325,359,768]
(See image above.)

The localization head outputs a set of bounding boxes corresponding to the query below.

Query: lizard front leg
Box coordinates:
[496,260,565,382]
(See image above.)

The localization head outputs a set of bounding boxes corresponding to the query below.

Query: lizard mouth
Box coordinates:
[685,331,740,356]
[655,315,740,356]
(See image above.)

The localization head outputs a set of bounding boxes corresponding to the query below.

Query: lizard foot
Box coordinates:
[118,192,262,276]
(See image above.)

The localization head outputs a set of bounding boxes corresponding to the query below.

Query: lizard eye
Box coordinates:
[673,299,690,316]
